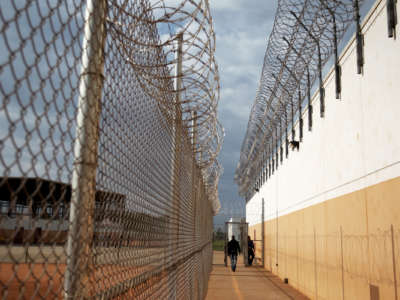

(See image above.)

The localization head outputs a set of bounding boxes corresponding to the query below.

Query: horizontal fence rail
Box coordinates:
[0,0,221,299]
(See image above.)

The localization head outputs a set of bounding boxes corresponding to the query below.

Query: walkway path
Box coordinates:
[205,251,309,300]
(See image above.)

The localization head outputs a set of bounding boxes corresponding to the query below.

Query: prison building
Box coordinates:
[244,1,400,299]
[0,177,128,246]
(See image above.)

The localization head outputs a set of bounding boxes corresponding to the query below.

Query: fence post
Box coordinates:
[314,227,318,299]
[168,32,183,298]
[224,222,228,267]
[391,224,398,300]
[63,0,107,298]
[243,219,249,266]
[296,229,299,288]
[174,32,183,252]
[340,226,345,300]
[191,111,198,241]
[191,110,197,300]
[262,197,265,268]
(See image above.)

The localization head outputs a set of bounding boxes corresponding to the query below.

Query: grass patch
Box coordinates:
[212,239,225,251]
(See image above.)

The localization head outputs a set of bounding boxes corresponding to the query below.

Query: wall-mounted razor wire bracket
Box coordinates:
[319,81,325,118]
[261,169,264,184]
[291,11,325,118]
[275,128,279,170]
[272,156,275,173]
[285,109,289,158]
[299,119,304,142]
[272,72,299,145]
[276,55,303,144]
[282,39,313,132]
[279,121,284,163]
[387,0,398,38]
[291,106,295,141]
[286,137,289,158]
[334,63,342,99]
[354,0,364,74]
[298,90,303,142]
[263,165,267,184]
[270,144,274,174]
[320,0,342,99]
[269,155,272,177]
[307,70,313,131]
[316,34,325,116]
[264,167,266,183]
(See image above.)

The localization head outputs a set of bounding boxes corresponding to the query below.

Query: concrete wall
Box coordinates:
[247,0,400,299]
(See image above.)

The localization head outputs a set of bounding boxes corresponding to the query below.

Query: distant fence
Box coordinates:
[0,0,221,299]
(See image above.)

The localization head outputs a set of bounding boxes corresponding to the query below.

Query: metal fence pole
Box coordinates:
[340,226,345,300]
[174,32,183,257]
[391,224,398,300]
[243,220,249,266]
[262,197,265,268]
[63,0,107,298]
[224,222,228,267]
[167,32,183,298]
[191,111,197,300]
[192,111,198,241]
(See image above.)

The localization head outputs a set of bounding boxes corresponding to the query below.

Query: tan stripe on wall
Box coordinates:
[249,176,400,300]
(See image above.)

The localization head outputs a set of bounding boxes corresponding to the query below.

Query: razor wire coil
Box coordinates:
[0,0,221,298]
[234,0,392,200]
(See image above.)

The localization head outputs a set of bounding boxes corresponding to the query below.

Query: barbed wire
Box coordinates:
[234,0,391,199]
[0,0,221,298]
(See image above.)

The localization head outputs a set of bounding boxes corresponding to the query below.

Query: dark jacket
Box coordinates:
[248,240,255,254]
[227,239,241,255]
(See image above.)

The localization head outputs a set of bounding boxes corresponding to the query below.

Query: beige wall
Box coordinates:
[249,176,400,299]
[246,0,400,299]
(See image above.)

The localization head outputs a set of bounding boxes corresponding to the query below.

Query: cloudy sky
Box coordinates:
[209,1,278,228]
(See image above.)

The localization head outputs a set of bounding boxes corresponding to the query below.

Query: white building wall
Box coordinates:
[247,0,400,226]
[227,217,242,240]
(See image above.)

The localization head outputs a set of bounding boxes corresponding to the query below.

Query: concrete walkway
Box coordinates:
[205,252,309,300]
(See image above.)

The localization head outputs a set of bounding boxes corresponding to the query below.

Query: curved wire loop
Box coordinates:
[235,0,369,199]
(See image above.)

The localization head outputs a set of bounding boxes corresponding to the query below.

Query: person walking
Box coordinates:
[248,236,255,266]
[227,235,241,272]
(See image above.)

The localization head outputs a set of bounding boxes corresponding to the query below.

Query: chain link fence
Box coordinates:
[0,0,221,298]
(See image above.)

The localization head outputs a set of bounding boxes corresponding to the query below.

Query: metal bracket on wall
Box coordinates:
[269,157,272,177]
[291,11,325,118]
[307,70,312,131]
[387,0,398,38]
[285,109,289,158]
[298,90,303,142]
[354,0,364,74]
